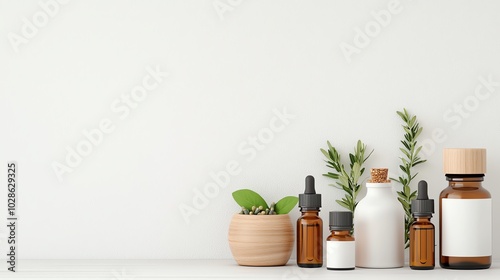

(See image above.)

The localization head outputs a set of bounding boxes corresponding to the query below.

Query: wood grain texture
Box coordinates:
[228,214,294,266]
[443,148,486,174]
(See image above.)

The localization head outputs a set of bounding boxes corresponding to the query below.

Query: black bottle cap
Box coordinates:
[329,211,353,231]
[411,180,435,217]
[299,175,321,210]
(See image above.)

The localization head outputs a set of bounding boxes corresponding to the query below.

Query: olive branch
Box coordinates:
[390,108,427,249]
[321,140,373,217]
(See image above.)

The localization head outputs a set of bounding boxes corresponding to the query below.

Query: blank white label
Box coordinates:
[441,198,492,257]
[327,240,355,269]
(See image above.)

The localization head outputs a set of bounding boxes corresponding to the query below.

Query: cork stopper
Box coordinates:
[443,148,486,174]
[369,168,390,183]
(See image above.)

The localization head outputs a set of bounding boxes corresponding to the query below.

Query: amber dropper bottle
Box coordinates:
[410,180,435,270]
[297,175,322,268]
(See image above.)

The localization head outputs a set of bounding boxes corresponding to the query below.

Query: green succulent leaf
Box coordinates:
[232,189,268,210]
[274,196,299,214]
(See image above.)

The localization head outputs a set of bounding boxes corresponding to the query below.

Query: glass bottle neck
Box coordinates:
[330,230,351,236]
[413,216,432,222]
[446,174,484,188]
[446,174,484,181]
[300,209,320,215]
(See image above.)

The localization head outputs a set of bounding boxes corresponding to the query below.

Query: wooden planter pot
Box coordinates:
[228,213,294,266]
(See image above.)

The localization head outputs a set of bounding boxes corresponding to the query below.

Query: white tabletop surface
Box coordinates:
[0,259,498,279]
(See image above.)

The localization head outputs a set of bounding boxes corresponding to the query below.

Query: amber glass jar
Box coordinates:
[440,148,491,269]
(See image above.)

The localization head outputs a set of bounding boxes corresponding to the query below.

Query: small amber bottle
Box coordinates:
[297,175,322,268]
[410,180,435,270]
[326,211,355,270]
[440,148,491,269]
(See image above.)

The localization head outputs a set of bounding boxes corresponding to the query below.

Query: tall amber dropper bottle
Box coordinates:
[410,180,435,270]
[297,175,322,268]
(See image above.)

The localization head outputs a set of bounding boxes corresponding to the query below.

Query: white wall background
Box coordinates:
[1,0,499,260]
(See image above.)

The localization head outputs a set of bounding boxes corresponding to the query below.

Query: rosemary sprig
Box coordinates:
[391,108,427,249]
[321,140,373,216]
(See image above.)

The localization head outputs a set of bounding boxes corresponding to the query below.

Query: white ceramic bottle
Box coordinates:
[354,168,404,268]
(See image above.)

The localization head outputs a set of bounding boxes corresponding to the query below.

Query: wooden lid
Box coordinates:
[443,148,486,174]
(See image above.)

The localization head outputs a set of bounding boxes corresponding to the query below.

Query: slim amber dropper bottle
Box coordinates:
[297,175,322,268]
[410,180,435,270]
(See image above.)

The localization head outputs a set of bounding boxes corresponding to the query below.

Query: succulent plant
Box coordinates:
[232,189,298,215]
[239,204,277,215]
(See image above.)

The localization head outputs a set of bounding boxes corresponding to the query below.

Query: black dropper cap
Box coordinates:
[329,211,353,231]
[411,180,434,217]
[299,175,321,210]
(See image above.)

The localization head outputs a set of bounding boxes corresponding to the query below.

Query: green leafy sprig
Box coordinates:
[321,140,373,215]
[232,189,298,215]
[391,108,427,249]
